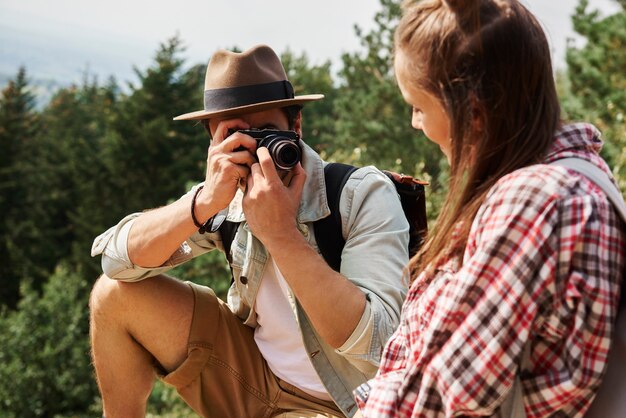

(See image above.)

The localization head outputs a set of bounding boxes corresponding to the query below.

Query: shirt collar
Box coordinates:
[544,122,603,162]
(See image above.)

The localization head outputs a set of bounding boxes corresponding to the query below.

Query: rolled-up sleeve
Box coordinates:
[91,213,146,280]
[334,167,410,372]
[91,186,219,282]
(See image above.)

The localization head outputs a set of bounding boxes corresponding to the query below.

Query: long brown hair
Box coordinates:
[395,0,561,281]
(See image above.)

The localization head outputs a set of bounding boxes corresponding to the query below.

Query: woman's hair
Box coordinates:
[396,0,561,280]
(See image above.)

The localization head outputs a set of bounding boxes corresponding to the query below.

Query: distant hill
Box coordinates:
[0,21,151,108]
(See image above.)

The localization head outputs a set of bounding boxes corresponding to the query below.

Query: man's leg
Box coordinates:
[89,274,194,418]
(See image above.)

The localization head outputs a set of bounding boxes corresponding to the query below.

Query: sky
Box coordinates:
[0,0,622,86]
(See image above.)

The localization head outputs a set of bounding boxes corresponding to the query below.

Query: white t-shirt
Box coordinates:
[254,257,331,401]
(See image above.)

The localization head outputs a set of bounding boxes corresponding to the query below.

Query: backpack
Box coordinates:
[218,163,428,273]
[314,163,428,272]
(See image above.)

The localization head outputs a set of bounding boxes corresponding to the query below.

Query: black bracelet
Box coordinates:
[191,185,215,234]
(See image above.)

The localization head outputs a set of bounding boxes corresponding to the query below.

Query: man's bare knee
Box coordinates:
[89,274,194,371]
[89,275,159,416]
[89,274,124,319]
[89,275,148,330]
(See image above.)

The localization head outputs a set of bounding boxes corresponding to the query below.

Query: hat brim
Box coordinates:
[173,94,324,121]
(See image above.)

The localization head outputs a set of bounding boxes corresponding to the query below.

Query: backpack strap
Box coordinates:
[553,158,626,418]
[552,158,626,221]
[553,158,626,307]
[314,163,358,272]
[219,220,240,266]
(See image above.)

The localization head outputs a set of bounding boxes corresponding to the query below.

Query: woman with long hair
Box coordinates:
[353,0,625,416]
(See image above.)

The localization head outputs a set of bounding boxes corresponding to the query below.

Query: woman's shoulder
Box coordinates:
[480,159,617,228]
[486,163,577,209]
[487,122,610,206]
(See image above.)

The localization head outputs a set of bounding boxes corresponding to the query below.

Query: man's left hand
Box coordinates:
[242,147,306,248]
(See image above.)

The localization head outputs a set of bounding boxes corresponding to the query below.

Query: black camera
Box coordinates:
[234,129,302,171]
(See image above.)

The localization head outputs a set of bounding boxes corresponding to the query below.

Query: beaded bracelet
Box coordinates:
[191,185,215,234]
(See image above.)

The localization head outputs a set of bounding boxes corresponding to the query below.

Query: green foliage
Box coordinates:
[105,37,207,214]
[0,38,213,414]
[0,265,98,417]
[9,78,118,291]
[329,0,443,185]
[281,49,337,152]
[0,67,38,307]
[565,0,626,190]
[146,381,199,418]
[169,245,232,301]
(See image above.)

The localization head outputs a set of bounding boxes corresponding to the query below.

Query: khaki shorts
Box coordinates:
[160,282,345,418]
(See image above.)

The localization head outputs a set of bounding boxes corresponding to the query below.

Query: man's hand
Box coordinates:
[197,119,258,219]
[242,147,306,248]
[126,120,257,268]
[203,127,368,351]
[244,147,366,349]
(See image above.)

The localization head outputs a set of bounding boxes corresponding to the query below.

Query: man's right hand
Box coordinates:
[126,119,257,268]
[195,119,258,222]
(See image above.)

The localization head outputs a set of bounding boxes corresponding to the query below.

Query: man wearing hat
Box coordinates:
[89,45,408,418]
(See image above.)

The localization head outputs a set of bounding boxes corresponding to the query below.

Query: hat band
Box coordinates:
[203,80,295,112]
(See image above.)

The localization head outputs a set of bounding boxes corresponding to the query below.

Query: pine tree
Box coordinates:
[103,36,206,215]
[329,0,443,183]
[565,0,626,189]
[0,67,38,307]
[280,49,337,152]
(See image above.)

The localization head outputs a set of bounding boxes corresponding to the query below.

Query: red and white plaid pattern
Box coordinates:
[356,123,626,417]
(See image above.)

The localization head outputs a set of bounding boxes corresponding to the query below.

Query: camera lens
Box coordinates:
[259,135,302,170]
[273,141,301,169]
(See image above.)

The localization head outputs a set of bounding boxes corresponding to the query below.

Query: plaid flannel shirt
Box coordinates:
[355,123,626,417]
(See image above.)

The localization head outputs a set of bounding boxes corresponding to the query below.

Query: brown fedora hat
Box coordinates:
[174,44,324,121]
